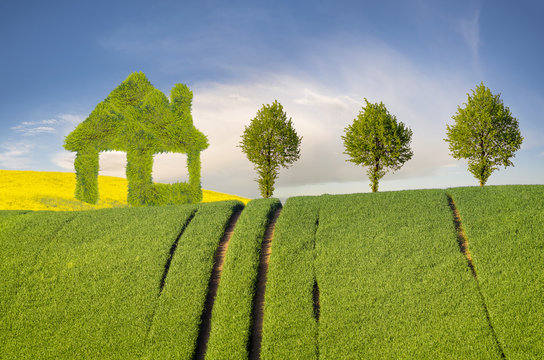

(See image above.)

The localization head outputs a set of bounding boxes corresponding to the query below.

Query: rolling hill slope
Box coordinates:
[0,186,542,359]
[0,170,249,211]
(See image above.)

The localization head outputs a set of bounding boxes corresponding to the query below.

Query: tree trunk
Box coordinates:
[265,147,273,198]
[372,157,380,192]
[479,138,486,187]
[480,163,486,187]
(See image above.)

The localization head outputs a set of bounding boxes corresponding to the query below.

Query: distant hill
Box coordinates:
[0,169,249,211]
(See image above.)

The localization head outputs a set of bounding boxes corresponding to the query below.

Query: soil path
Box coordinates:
[446,194,506,359]
[249,207,282,360]
[159,210,197,293]
[193,209,243,360]
[446,195,477,277]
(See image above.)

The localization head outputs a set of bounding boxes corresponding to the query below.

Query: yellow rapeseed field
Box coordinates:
[0,170,249,211]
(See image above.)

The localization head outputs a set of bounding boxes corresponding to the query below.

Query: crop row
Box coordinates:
[0,201,246,359]
[258,191,506,359]
[0,205,198,359]
[1,186,542,359]
[448,185,544,358]
[142,200,244,359]
[261,196,320,359]
[0,210,76,326]
[0,202,246,359]
[314,190,500,359]
[205,198,281,359]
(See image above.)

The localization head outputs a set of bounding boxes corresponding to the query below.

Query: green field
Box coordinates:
[314,190,498,359]
[262,196,320,359]
[0,205,198,359]
[143,201,243,359]
[448,186,544,358]
[1,186,542,358]
[206,198,281,359]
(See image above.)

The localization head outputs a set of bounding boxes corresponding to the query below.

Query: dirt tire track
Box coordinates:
[193,208,243,360]
[143,209,198,352]
[159,210,198,293]
[249,207,282,360]
[446,194,506,359]
[447,194,477,277]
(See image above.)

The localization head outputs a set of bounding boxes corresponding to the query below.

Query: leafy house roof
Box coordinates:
[64,72,208,154]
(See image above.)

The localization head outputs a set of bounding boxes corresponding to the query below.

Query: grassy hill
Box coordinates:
[0,185,542,359]
[0,170,249,211]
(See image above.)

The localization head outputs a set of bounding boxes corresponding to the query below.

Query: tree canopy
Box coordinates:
[342,99,413,192]
[240,100,301,198]
[445,83,523,186]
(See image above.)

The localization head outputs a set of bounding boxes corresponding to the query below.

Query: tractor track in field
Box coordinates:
[313,216,320,359]
[447,194,506,359]
[3,213,77,318]
[447,195,476,277]
[312,217,320,323]
[159,210,198,294]
[144,209,198,350]
[193,208,243,360]
[248,207,282,360]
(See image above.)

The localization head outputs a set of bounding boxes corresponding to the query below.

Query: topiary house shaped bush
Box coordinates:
[64,72,208,206]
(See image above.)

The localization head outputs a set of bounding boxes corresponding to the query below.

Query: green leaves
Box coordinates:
[342,99,413,192]
[445,83,523,186]
[64,72,208,206]
[240,100,302,198]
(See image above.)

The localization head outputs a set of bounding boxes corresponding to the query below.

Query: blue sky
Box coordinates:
[1,0,543,198]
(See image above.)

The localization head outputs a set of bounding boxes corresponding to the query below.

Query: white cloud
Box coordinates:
[58,114,85,125]
[456,8,481,66]
[0,142,35,169]
[54,151,127,177]
[440,163,460,169]
[10,114,85,138]
[152,153,189,183]
[293,88,359,108]
[52,150,190,183]
[54,150,127,178]
[98,151,126,178]
[188,40,474,197]
[26,126,56,136]
[46,41,479,197]
[52,151,75,171]
[11,124,56,136]
[57,114,86,137]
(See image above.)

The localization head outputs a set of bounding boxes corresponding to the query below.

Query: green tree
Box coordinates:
[342,99,413,192]
[240,100,302,198]
[445,83,523,186]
